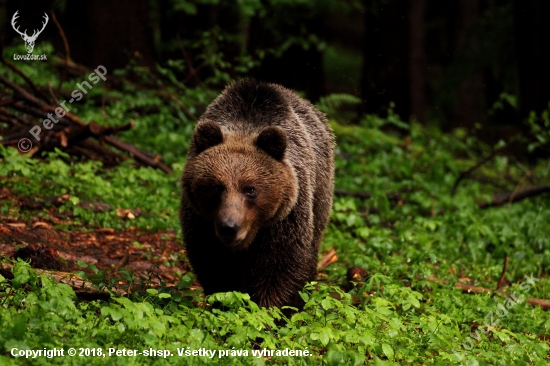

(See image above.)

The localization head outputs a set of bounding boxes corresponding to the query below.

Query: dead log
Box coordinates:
[0,74,172,173]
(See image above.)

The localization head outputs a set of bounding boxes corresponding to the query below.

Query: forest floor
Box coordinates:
[0,186,188,291]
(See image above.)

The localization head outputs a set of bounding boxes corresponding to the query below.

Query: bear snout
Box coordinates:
[216,219,245,246]
[218,219,239,237]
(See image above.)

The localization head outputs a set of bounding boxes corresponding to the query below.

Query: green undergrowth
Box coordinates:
[1,53,550,364]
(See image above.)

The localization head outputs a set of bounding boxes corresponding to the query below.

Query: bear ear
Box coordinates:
[255,126,287,160]
[193,120,223,154]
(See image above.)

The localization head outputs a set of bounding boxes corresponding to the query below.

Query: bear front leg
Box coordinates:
[246,211,316,309]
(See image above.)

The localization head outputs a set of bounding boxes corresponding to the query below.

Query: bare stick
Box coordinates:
[497,256,509,291]
[317,248,338,271]
[177,36,203,86]
[0,55,51,103]
[50,11,70,67]
[47,82,60,105]
[0,74,57,112]
[165,93,198,122]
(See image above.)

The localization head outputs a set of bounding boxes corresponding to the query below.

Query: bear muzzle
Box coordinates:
[217,219,239,240]
[215,219,248,248]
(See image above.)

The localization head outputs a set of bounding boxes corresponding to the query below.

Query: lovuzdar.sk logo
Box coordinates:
[11,10,49,61]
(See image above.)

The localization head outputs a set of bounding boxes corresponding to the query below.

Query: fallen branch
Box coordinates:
[0,74,172,173]
[71,139,127,166]
[0,74,50,109]
[0,107,30,126]
[335,184,550,212]
[103,136,173,174]
[425,276,550,310]
[0,53,51,103]
[317,248,338,271]
[0,262,123,299]
[451,141,516,196]
[478,185,550,208]
[334,189,403,202]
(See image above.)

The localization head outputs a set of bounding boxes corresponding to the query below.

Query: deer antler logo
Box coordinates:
[11,11,49,54]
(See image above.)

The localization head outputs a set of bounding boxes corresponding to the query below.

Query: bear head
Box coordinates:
[182,120,299,250]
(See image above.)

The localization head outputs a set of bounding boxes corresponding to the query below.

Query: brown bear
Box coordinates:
[180,79,334,308]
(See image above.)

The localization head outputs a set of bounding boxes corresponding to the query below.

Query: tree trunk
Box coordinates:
[451,0,485,131]
[408,0,427,123]
[361,0,410,119]
[513,0,550,120]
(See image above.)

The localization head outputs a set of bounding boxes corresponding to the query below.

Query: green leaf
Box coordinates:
[381,343,394,360]
[321,298,332,310]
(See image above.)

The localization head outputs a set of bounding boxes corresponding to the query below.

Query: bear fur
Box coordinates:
[180,79,334,308]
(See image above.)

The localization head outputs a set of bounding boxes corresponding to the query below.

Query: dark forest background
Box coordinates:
[0,0,549,143]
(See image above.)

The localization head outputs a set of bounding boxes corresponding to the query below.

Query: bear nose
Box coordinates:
[218,220,240,242]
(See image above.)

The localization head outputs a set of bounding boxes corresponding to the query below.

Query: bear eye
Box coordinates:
[243,186,257,198]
